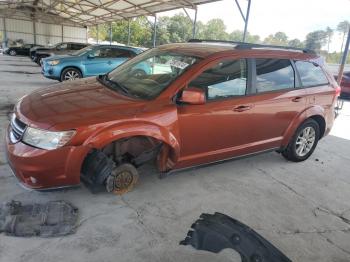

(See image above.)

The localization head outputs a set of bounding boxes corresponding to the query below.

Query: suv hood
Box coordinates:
[16,77,145,130]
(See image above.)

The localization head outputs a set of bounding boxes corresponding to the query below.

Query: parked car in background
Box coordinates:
[6,41,340,193]
[42,44,146,81]
[32,42,89,65]
[4,44,42,56]
[334,71,350,97]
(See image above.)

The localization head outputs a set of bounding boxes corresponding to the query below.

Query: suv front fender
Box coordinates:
[82,121,181,166]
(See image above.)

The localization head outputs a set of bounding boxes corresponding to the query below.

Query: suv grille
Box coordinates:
[9,115,27,143]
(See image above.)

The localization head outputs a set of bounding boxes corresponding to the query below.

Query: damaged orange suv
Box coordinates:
[5,40,340,194]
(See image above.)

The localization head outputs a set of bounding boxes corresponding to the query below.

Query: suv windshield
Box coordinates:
[105,48,200,99]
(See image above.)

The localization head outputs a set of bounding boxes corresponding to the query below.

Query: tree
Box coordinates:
[201,19,229,40]
[304,30,328,51]
[337,20,350,52]
[88,24,109,41]
[229,30,260,43]
[288,38,304,48]
[263,32,288,45]
[325,26,333,53]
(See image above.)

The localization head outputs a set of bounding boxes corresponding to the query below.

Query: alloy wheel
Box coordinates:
[295,126,316,157]
[64,70,81,81]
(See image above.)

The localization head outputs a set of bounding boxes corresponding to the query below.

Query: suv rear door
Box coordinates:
[245,58,307,146]
[294,60,335,121]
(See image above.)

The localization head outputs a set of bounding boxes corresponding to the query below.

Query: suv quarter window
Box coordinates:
[254,58,295,93]
[189,58,248,101]
[295,61,329,87]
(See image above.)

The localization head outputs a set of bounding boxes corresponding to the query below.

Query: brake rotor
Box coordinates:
[105,163,139,195]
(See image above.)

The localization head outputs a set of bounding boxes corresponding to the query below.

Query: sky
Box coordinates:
[158,0,350,52]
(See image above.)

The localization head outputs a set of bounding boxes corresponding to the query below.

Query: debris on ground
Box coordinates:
[180,212,291,262]
[0,200,78,237]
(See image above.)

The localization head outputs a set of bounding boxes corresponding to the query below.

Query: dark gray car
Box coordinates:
[32,42,89,65]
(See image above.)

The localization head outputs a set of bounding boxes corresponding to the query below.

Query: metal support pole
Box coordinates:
[33,20,36,45]
[153,15,157,48]
[2,17,7,48]
[242,0,251,42]
[61,25,64,42]
[109,22,112,45]
[192,7,198,38]
[96,24,99,44]
[127,19,131,46]
[337,28,350,85]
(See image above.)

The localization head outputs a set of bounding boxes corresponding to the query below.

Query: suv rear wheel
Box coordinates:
[61,68,82,82]
[9,50,17,56]
[282,119,320,162]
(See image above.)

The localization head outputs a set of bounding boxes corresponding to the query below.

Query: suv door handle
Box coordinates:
[292,97,302,102]
[233,105,253,112]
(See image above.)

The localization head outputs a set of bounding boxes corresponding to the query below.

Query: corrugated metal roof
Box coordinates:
[0,0,221,26]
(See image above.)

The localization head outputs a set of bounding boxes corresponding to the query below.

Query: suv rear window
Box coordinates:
[255,59,295,93]
[295,61,328,87]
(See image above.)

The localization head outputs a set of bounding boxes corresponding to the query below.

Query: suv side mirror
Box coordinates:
[180,87,206,105]
[87,53,95,59]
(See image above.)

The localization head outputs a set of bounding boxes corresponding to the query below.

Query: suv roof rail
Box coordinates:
[188,39,316,55]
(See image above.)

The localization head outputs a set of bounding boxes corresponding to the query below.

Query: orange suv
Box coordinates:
[5,40,340,194]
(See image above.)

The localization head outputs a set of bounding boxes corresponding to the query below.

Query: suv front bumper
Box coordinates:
[5,126,88,190]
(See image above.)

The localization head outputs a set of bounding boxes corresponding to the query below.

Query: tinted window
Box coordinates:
[190,59,247,100]
[110,48,134,58]
[71,43,84,50]
[295,61,329,87]
[256,59,295,93]
[93,47,113,58]
[56,43,68,50]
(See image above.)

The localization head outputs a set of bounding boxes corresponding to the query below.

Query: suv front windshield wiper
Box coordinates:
[97,74,133,98]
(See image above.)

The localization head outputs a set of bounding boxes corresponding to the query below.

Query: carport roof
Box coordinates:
[0,0,220,26]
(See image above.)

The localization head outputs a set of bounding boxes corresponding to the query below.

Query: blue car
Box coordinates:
[42,45,147,81]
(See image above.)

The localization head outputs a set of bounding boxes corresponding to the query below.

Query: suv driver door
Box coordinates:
[176,57,259,168]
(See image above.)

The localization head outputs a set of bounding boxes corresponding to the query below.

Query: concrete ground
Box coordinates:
[1,55,350,262]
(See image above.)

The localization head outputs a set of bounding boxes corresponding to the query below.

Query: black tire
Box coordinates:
[60,68,82,82]
[282,119,320,162]
[35,56,42,65]
[9,49,17,56]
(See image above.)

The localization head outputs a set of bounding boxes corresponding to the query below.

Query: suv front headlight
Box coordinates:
[48,60,60,66]
[22,127,76,150]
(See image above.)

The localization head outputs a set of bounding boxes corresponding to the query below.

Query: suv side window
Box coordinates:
[295,61,329,87]
[93,47,113,58]
[71,43,84,50]
[110,48,134,58]
[56,43,68,50]
[189,59,247,100]
[255,59,295,93]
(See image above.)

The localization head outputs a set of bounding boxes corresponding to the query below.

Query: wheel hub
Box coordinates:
[105,164,139,195]
[295,126,316,157]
